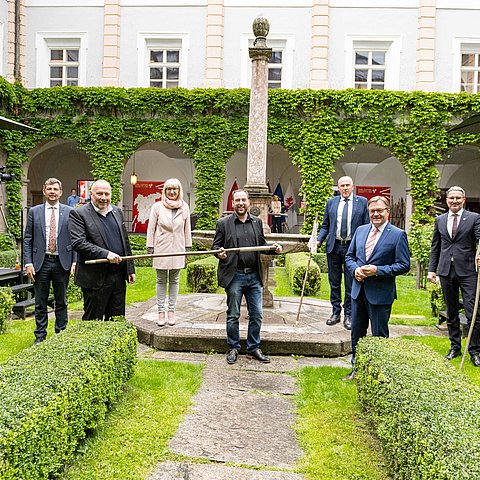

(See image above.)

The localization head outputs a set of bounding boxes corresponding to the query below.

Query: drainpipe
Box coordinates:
[13,0,21,82]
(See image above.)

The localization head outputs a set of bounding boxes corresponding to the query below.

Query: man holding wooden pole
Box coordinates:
[213,189,282,365]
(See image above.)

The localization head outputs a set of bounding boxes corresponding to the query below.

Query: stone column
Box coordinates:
[244,16,272,228]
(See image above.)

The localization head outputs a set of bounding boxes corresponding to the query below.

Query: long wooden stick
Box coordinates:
[459,242,480,371]
[85,244,278,264]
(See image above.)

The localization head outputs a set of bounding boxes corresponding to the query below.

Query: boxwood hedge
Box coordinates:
[355,337,480,480]
[0,319,137,480]
[186,256,218,293]
[285,252,321,296]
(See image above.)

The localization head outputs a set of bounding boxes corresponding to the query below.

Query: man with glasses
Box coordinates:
[428,186,480,366]
[344,196,410,380]
[317,176,369,330]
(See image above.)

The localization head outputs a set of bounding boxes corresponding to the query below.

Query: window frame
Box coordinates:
[240,34,295,89]
[48,47,80,87]
[453,38,480,93]
[137,33,189,88]
[344,35,401,90]
[35,32,87,88]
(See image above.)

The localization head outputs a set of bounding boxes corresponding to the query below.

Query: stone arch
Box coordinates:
[25,139,91,207]
[121,141,196,233]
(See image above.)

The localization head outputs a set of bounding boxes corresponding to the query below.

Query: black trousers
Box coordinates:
[81,269,127,321]
[33,257,70,339]
[440,263,480,355]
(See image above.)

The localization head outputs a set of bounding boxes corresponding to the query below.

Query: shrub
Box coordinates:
[186,256,218,293]
[128,235,146,250]
[0,287,15,333]
[312,252,328,273]
[0,250,16,268]
[285,252,321,296]
[131,249,152,267]
[66,279,83,303]
[0,319,137,480]
[0,234,13,251]
[355,337,480,480]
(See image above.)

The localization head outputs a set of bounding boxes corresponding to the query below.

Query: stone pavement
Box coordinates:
[129,294,446,480]
[128,293,447,358]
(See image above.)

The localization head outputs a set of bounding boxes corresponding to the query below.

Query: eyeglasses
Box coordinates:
[369,208,388,215]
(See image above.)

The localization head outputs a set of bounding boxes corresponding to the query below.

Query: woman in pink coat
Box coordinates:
[146,178,192,326]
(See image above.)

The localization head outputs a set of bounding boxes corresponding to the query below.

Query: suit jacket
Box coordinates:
[212,213,271,288]
[69,203,135,289]
[345,222,411,305]
[23,203,76,272]
[428,210,480,277]
[317,194,370,253]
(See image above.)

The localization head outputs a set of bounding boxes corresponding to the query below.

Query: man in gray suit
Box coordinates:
[24,177,76,344]
[428,186,480,366]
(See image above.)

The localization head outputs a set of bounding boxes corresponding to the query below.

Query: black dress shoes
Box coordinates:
[32,337,45,346]
[342,371,355,381]
[445,349,461,360]
[226,349,238,364]
[343,315,352,330]
[471,354,480,367]
[247,348,270,363]
[326,314,341,326]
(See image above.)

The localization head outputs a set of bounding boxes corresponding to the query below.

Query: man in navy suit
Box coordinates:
[345,196,410,379]
[69,180,136,321]
[428,186,480,366]
[317,176,369,330]
[24,177,76,344]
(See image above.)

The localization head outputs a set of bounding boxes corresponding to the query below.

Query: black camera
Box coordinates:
[0,166,15,182]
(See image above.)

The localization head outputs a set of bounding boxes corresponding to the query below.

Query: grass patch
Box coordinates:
[273,267,436,326]
[296,366,389,480]
[60,359,203,480]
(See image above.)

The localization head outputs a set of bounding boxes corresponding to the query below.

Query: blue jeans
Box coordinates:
[225,271,263,352]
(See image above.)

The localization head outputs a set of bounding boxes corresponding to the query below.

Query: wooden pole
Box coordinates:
[459,242,480,371]
[84,245,278,265]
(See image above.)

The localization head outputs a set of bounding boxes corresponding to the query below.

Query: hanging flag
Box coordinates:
[284,180,297,230]
[226,179,238,212]
[273,182,284,204]
[307,214,319,254]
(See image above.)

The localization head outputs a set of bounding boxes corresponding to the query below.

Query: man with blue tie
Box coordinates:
[344,196,410,380]
[24,178,76,345]
[427,186,480,366]
[317,176,369,330]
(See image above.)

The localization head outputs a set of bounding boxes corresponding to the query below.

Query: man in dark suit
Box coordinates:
[317,176,369,330]
[69,179,135,321]
[24,177,76,344]
[213,188,282,365]
[428,186,480,366]
[345,195,410,380]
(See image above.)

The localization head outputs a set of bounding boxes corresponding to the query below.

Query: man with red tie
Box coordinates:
[344,195,410,380]
[24,178,76,345]
[428,186,480,366]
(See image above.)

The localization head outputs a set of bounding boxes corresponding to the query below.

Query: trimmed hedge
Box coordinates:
[0,319,137,480]
[285,252,321,296]
[186,256,218,293]
[355,337,480,480]
[0,286,14,333]
[0,250,16,268]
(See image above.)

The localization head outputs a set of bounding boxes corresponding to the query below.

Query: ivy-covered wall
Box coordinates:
[1,77,480,239]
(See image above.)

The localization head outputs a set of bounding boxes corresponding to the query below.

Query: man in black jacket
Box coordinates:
[69,180,135,321]
[213,189,282,364]
[428,186,480,365]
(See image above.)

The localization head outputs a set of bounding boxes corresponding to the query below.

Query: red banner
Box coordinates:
[132,181,164,233]
[356,186,391,202]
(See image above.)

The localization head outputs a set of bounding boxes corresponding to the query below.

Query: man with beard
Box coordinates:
[213,189,282,364]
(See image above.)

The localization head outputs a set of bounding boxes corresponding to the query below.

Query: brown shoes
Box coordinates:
[342,371,355,381]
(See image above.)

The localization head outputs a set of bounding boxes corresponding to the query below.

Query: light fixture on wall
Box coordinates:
[130,152,138,185]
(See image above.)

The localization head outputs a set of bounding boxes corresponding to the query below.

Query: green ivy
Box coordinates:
[1,82,480,237]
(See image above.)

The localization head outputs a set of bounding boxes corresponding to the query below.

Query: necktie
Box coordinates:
[340,198,349,240]
[452,214,458,239]
[48,207,57,252]
[365,227,379,260]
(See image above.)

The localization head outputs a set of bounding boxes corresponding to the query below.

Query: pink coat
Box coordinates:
[146,201,192,270]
